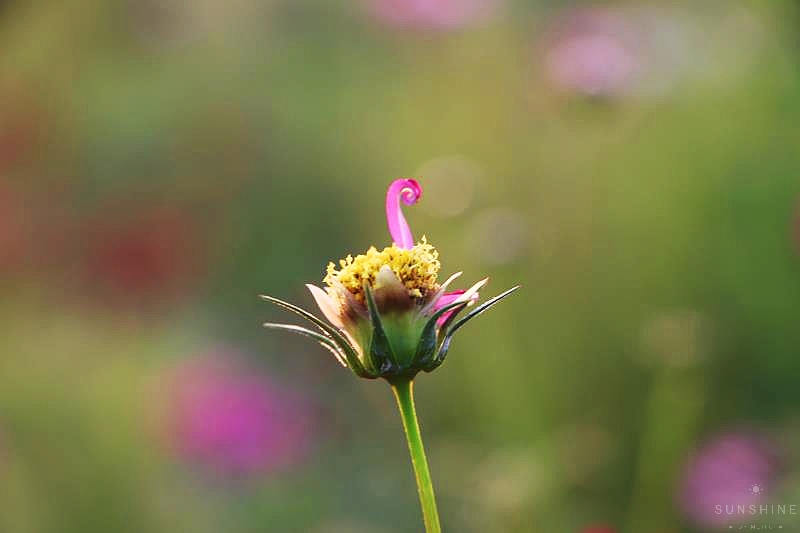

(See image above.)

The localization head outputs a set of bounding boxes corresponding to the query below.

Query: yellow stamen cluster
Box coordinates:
[324,237,441,303]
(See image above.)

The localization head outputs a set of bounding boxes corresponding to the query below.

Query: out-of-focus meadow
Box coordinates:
[1,1,799,532]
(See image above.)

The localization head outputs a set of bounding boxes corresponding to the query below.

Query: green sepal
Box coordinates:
[263,322,348,367]
[432,299,469,344]
[414,300,471,366]
[260,294,369,377]
[427,286,520,371]
[363,284,397,374]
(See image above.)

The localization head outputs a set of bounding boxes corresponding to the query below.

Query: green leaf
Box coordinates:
[431,286,520,369]
[260,294,368,376]
[363,284,396,374]
[263,322,348,367]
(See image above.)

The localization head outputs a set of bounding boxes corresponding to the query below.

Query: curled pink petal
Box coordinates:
[432,289,478,327]
[386,178,422,249]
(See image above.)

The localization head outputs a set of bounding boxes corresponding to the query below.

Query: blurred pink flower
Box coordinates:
[367,0,498,30]
[161,352,315,476]
[678,432,780,528]
[83,203,206,308]
[543,9,638,97]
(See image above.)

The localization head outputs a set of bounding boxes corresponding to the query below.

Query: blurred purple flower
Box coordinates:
[542,9,638,97]
[367,0,499,31]
[162,352,315,476]
[678,432,780,528]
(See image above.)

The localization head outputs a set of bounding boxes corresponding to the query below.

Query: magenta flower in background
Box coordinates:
[543,9,637,98]
[162,352,314,476]
[367,0,499,31]
[541,6,767,101]
[678,432,780,528]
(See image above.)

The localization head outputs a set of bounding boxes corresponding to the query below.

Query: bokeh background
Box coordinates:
[1,0,799,532]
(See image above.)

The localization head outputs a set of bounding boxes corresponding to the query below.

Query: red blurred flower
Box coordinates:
[83,203,206,308]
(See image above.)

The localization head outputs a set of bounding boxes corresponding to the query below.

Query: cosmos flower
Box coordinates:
[262,179,517,532]
[678,432,780,528]
[162,352,314,476]
[261,178,518,381]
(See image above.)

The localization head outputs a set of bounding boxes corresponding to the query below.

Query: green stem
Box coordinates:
[390,378,442,533]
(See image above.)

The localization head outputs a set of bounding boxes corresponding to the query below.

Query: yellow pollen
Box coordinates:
[324,237,441,303]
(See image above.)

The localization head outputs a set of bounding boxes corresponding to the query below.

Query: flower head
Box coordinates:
[323,237,440,306]
[262,178,518,381]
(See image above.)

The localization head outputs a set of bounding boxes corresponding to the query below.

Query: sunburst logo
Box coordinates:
[750,484,764,495]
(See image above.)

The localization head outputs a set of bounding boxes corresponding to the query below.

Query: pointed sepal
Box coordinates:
[427,285,520,371]
[260,294,369,377]
[263,322,348,367]
[363,284,397,374]
[414,300,471,366]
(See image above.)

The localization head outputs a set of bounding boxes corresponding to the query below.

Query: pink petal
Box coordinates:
[432,289,478,327]
[385,178,422,249]
[373,264,413,311]
[432,290,466,311]
[437,271,463,293]
[457,277,489,303]
[306,284,345,329]
[421,271,463,315]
